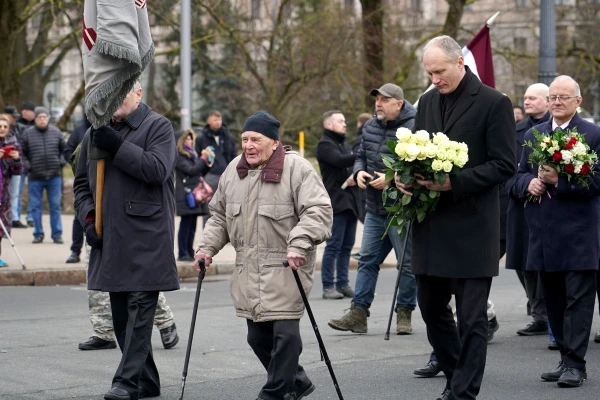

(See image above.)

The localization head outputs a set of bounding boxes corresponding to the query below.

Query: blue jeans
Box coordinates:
[28,176,63,239]
[17,174,33,222]
[321,210,358,290]
[353,212,417,310]
[9,175,20,221]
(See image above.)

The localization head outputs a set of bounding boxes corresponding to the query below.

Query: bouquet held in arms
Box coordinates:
[381,128,469,238]
[524,127,598,203]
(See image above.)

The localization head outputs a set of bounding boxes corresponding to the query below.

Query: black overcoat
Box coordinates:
[411,76,516,278]
[504,112,550,270]
[74,103,180,292]
[513,113,600,272]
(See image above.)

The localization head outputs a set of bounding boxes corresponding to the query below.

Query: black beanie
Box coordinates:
[242,111,280,140]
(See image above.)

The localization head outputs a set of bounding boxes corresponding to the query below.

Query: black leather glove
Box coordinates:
[84,219,103,250]
[91,125,124,155]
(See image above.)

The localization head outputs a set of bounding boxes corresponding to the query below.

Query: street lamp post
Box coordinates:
[180,0,192,130]
[538,0,558,85]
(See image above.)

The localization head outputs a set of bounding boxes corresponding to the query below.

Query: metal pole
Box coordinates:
[538,0,558,85]
[180,0,192,130]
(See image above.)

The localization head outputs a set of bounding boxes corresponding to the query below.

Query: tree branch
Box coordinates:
[18,27,77,76]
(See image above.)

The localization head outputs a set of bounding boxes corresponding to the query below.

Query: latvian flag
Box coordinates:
[462,24,495,88]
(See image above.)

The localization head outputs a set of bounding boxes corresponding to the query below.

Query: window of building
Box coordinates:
[251,0,261,19]
[515,84,527,104]
[411,0,423,11]
[513,37,527,53]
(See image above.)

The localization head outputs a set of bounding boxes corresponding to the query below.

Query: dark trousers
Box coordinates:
[71,217,84,255]
[110,291,160,400]
[417,275,492,400]
[247,319,310,400]
[178,215,198,258]
[321,210,358,290]
[522,271,546,323]
[540,271,596,370]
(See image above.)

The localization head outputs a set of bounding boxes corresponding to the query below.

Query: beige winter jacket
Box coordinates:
[198,145,333,322]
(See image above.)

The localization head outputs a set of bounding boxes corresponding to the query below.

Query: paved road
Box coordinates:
[1,268,599,399]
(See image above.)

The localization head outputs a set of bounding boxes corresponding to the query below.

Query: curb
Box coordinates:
[0,259,397,287]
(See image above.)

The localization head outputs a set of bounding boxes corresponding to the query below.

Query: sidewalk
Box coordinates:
[0,214,397,286]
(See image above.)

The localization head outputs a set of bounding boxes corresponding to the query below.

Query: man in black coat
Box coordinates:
[65,115,92,264]
[328,83,417,336]
[505,83,552,340]
[514,75,600,388]
[74,81,179,400]
[316,110,362,300]
[351,113,372,225]
[396,36,516,400]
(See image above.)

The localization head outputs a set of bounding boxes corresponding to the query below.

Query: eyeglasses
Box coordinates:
[547,95,579,103]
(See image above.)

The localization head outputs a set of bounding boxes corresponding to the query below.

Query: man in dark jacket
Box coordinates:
[194,110,237,224]
[505,83,552,340]
[316,110,362,300]
[74,81,180,400]
[351,112,372,225]
[21,107,66,244]
[514,76,600,388]
[13,101,36,228]
[396,36,516,400]
[328,83,417,335]
[65,115,92,263]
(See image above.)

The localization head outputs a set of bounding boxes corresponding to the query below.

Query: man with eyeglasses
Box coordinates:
[514,75,600,388]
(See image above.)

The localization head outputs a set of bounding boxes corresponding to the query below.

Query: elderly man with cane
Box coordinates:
[195,110,333,400]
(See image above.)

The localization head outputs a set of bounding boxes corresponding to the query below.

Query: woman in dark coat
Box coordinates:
[0,115,23,267]
[175,129,214,261]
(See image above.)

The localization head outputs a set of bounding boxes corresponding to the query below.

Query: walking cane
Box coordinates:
[284,261,344,400]
[384,221,412,341]
[179,259,206,400]
[0,213,26,270]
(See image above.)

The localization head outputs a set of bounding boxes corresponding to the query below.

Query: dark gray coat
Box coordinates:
[73,103,180,292]
[353,102,416,216]
[505,112,550,270]
[21,125,66,180]
[411,76,516,278]
[175,152,210,216]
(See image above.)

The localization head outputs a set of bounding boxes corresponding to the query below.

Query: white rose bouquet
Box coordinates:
[382,127,469,237]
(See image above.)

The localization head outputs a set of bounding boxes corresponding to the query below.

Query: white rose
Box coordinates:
[395,142,407,158]
[455,153,469,167]
[431,159,443,172]
[574,160,584,174]
[396,127,412,143]
[436,148,447,160]
[405,143,420,161]
[458,142,468,153]
[425,143,438,158]
[417,146,427,160]
[573,142,587,157]
[445,150,456,163]
[448,141,460,151]
[442,160,453,173]
[432,132,449,145]
[560,150,573,163]
[415,130,430,145]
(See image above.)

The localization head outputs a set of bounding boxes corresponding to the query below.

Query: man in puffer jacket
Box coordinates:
[328,83,418,335]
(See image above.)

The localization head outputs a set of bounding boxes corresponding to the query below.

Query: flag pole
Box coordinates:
[486,12,500,27]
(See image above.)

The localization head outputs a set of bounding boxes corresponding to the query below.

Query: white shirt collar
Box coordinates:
[552,118,572,131]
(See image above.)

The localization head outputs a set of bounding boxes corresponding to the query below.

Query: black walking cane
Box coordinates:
[179,259,206,400]
[284,261,344,400]
[384,221,412,341]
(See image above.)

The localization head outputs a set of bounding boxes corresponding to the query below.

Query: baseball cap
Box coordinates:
[3,106,20,118]
[370,83,404,100]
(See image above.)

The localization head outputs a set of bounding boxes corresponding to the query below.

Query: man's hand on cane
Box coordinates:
[194,252,213,271]
[286,252,306,271]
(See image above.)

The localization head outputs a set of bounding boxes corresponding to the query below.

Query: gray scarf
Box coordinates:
[82,0,154,128]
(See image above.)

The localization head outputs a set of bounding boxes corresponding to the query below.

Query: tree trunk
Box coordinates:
[56,80,85,131]
[360,0,384,109]
[442,0,467,39]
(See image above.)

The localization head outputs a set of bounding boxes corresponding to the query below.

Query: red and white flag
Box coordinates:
[462,24,495,88]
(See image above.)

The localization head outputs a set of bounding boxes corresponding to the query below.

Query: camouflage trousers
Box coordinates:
[85,245,175,341]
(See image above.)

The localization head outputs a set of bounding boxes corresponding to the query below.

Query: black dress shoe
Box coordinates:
[66,252,80,263]
[437,387,453,400]
[414,360,441,378]
[104,386,131,400]
[291,380,315,399]
[548,340,559,350]
[541,361,566,381]
[12,221,27,228]
[517,320,548,336]
[78,336,117,350]
[160,324,179,349]
[557,367,587,387]
[487,317,499,343]
[595,331,600,343]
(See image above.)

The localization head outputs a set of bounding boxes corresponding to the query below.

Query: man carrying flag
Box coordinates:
[75,1,179,399]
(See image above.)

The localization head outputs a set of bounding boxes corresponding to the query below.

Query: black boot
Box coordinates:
[160,324,179,349]
[414,360,441,378]
[78,336,117,350]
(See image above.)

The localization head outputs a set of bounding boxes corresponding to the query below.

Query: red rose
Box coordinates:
[552,151,562,162]
[581,163,591,176]
[564,142,573,150]
[569,137,578,145]
[564,163,575,174]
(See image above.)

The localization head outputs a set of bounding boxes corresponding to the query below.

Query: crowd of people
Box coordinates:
[3,33,600,400]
